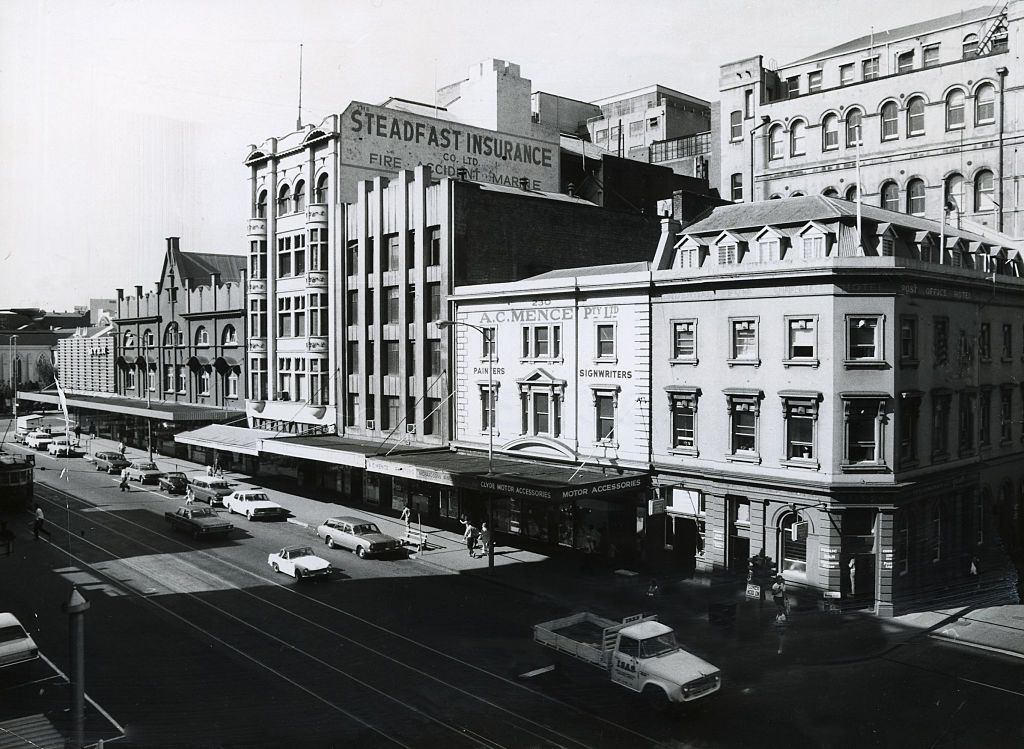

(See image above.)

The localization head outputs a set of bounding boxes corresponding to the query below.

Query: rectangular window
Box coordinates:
[923,44,940,68]
[899,397,920,464]
[807,71,822,93]
[785,76,800,98]
[757,238,778,262]
[428,227,442,266]
[596,324,615,359]
[293,296,306,337]
[730,318,758,363]
[958,391,977,455]
[482,327,496,359]
[384,341,400,375]
[896,51,914,73]
[744,89,754,118]
[346,341,359,374]
[384,287,400,325]
[383,396,400,431]
[533,393,550,434]
[980,322,991,361]
[862,57,879,80]
[718,244,737,264]
[1000,388,1013,442]
[427,339,442,377]
[346,240,358,275]
[980,389,992,448]
[628,120,644,137]
[277,235,292,277]
[309,228,328,271]
[346,393,359,427]
[522,325,561,360]
[309,293,328,337]
[672,320,697,361]
[934,317,949,365]
[787,317,816,361]
[671,393,697,452]
[801,235,825,259]
[847,316,881,361]
[481,387,494,430]
[785,400,817,461]
[729,397,758,455]
[164,365,174,392]
[595,393,616,442]
[1002,324,1012,359]
[427,283,441,321]
[424,397,439,436]
[595,129,607,143]
[900,316,917,362]
[729,110,742,140]
[840,64,854,85]
[366,341,374,376]
[406,230,416,269]
[845,399,880,464]
[385,234,400,272]
[932,393,951,456]
[293,233,306,275]
[730,173,743,202]
[176,366,187,393]
[277,297,293,337]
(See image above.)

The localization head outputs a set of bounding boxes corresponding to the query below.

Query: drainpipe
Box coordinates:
[997,67,1008,232]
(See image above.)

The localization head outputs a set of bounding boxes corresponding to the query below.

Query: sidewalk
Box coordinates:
[36,432,1024,664]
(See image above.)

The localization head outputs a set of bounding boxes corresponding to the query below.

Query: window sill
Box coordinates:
[839,462,889,473]
[781,457,819,470]
[727,358,761,367]
[844,359,888,369]
[594,357,618,366]
[521,357,565,365]
[783,358,819,368]
[669,358,699,366]
[726,452,761,465]
[669,446,698,458]
[593,439,619,450]
[479,429,500,438]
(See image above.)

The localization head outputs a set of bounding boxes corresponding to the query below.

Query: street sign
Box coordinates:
[745,583,761,599]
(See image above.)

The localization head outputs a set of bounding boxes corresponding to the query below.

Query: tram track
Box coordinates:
[31,479,660,748]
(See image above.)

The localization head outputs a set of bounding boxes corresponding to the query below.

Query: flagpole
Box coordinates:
[855,123,863,251]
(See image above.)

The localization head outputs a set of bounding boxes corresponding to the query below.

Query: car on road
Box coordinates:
[316,516,402,559]
[164,506,234,539]
[47,437,76,456]
[0,612,39,668]
[224,489,287,520]
[158,471,189,494]
[24,431,54,451]
[267,546,332,580]
[187,476,235,506]
[93,451,130,474]
[126,460,165,484]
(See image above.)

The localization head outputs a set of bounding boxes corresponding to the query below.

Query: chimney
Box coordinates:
[135,285,143,298]
[116,288,124,301]
[652,216,683,271]
[211,272,221,287]
[166,237,180,252]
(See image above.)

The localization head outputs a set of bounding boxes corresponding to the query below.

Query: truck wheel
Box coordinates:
[272,563,280,573]
[642,685,671,712]
[325,536,334,549]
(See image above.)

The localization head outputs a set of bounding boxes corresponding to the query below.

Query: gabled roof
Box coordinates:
[176,252,246,285]
[787,6,996,66]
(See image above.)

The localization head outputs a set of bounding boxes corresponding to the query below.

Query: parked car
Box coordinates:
[158,471,189,494]
[223,489,287,520]
[187,476,235,506]
[267,546,332,580]
[47,437,76,456]
[315,516,402,559]
[0,612,39,668]
[125,460,165,484]
[24,431,54,451]
[93,451,130,474]
[164,506,234,539]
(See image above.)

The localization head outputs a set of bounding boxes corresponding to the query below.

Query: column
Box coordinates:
[875,509,895,617]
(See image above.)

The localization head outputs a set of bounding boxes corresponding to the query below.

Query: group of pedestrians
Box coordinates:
[460,517,491,558]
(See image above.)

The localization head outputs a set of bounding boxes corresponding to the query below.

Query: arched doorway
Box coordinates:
[778,512,808,576]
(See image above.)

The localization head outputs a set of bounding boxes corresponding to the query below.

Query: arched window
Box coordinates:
[946,90,965,130]
[880,181,900,211]
[277,184,291,214]
[123,330,136,348]
[906,178,926,216]
[199,369,211,396]
[790,191,805,197]
[907,97,926,136]
[314,173,329,204]
[789,120,806,156]
[975,84,995,125]
[845,109,863,147]
[163,323,181,347]
[822,187,839,197]
[293,180,305,213]
[222,325,238,345]
[768,125,783,160]
[846,185,860,202]
[194,326,209,347]
[255,190,267,219]
[142,328,154,347]
[769,194,782,200]
[822,114,839,150]
[975,170,995,212]
[963,33,979,59]
[945,173,965,212]
[780,513,808,574]
[880,101,898,140]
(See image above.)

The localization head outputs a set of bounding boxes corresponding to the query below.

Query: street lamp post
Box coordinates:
[438,319,494,570]
[143,342,153,462]
[10,334,18,421]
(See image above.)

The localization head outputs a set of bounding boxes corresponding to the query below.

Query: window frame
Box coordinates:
[782,393,820,467]
[728,317,760,367]
[899,315,918,365]
[946,90,966,130]
[726,391,761,463]
[822,114,839,151]
[906,97,926,136]
[841,396,887,471]
[906,178,926,217]
[592,388,618,446]
[729,110,743,141]
[595,323,616,362]
[668,389,699,456]
[789,120,806,156]
[670,319,698,364]
[975,84,995,125]
[845,314,885,367]
[521,324,562,361]
[880,101,898,140]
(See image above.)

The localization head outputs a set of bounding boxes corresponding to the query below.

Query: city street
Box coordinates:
[1,441,1021,747]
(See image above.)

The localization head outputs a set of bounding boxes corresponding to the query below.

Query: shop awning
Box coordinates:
[215,355,241,369]
[367,449,650,502]
[175,424,278,456]
[18,391,244,422]
[258,433,401,468]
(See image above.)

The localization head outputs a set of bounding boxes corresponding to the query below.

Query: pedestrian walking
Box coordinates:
[461,518,478,557]
[400,505,411,529]
[119,468,130,492]
[970,555,980,590]
[73,424,81,441]
[847,557,857,597]
[185,487,195,505]
[117,440,126,456]
[33,504,51,541]
[477,522,491,558]
[771,575,787,620]
[646,579,660,598]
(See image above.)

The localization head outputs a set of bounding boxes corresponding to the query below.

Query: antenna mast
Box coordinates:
[296,43,304,131]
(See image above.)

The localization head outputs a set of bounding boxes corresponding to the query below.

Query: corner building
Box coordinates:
[719,4,1023,237]
[652,196,1024,615]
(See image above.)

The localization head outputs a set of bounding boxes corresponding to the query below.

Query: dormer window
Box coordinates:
[756,238,779,262]
[802,234,825,259]
[718,243,737,265]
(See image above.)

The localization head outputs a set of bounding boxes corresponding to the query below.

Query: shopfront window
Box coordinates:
[780,513,808,574]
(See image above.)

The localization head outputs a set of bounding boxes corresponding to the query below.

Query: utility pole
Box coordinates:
[64,587,90,749]
[10,334,18,422]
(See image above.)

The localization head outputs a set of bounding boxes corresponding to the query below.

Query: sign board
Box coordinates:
[819,545,840,570]
[341,102,559,199]
[648,498,666,515]
[823,591,842,599]
[746,583,761,599]
[460,474,647,503]
[669,488,702,517]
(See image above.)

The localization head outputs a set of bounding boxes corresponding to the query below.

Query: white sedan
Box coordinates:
[0,613,39,668]
[224,489,287,520]
[24,431,54,450]
[267,546,332,581]
[47,437,76,456]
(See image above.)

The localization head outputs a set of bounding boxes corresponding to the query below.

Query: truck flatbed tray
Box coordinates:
[552,620,608,647]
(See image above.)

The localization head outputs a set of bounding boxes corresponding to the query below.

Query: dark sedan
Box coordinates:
[159,471,189,494]
[93,451,130,474]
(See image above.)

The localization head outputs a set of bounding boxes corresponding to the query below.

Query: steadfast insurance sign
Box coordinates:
[340,101,559,196]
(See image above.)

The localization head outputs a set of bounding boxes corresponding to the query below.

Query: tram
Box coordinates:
[0,451,34,511]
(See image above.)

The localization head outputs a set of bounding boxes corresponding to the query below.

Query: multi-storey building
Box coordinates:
[54,330,115,395]
[651,196,1023,615]
[718,4,1021,237]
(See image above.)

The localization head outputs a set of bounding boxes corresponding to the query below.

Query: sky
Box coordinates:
[0,0,981,311]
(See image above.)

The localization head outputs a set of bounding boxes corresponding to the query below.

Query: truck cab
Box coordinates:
[608,620,720,703]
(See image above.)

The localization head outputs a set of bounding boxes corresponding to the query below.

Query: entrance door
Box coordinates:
[842,553,876,602]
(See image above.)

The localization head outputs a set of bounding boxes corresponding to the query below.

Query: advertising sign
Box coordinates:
[341,102,559,197]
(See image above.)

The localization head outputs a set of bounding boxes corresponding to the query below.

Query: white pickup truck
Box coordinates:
[534,612,721,708]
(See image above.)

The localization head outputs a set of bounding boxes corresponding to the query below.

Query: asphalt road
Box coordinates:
[3,443,1023,748]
